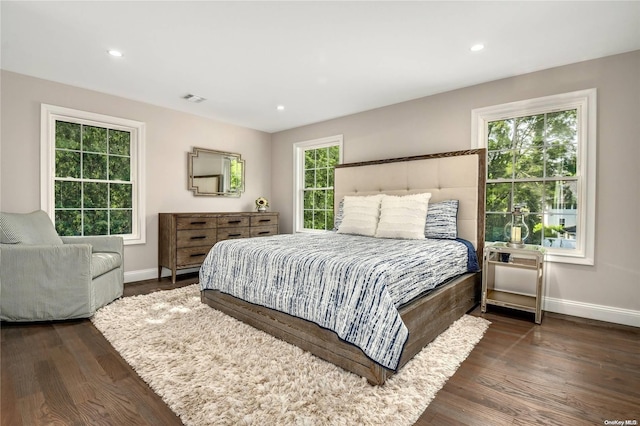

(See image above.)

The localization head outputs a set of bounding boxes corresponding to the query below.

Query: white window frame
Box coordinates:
[40,104,146,245]
[471,89,597,265]
[293,135,343,233]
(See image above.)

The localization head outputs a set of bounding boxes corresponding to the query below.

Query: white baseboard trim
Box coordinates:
[543,296,640,327]
[124,267,199,284]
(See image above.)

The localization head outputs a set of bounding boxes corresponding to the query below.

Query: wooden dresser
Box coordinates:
[158,212,279,283]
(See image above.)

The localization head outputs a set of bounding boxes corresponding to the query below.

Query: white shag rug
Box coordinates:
[92,284,490,426]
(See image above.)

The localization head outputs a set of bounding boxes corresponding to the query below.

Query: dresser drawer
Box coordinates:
[250,214,278,227]
[217,227,250,241]
[176,216,218,230]
[177,228,217,248]
[217,216,250,228]
[177,246,213,267]
[250,225,278,237]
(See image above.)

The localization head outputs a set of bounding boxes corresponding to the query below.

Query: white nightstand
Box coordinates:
[481,242,546,324]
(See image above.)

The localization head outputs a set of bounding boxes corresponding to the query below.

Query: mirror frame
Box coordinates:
[188,147,245,197]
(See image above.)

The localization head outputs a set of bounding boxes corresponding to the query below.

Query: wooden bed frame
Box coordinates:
[201,149,486,385]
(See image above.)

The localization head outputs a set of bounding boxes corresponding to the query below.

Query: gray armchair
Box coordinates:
[0,210,124,322]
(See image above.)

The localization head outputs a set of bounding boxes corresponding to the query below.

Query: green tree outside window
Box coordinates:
[486,109,578,248]
[54,121,133,237]
[303,145,340,230]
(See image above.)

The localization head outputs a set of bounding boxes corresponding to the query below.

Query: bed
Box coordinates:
[200,149,486,385]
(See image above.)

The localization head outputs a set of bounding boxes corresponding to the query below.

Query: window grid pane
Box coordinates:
[486,109,579,249]
[54,120,133,237]
[302,146,338,231]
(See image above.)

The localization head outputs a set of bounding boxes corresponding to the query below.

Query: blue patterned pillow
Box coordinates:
[424,200,459,239]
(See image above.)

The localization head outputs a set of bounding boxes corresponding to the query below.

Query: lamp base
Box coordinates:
[507,241,526,248]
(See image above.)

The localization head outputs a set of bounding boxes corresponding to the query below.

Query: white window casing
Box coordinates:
[40,104,146,245]
[471,89,597,265]
[293,135,343,233]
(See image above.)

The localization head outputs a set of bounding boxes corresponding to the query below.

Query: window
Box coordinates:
[472,89,596,265]
[293,135,343,233]
[41,104,146,245]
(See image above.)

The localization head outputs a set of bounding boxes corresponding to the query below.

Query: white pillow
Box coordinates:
[336,194,384,237]
[375,193,432,239]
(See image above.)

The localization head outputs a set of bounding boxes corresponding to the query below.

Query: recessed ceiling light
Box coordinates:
[183,94,206,103]
[470,44,485,52]
[277,105,285,111]
[108,49,123,57]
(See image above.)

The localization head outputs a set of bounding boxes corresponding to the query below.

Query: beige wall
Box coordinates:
[271,51,640,326]
[0,71,272,280]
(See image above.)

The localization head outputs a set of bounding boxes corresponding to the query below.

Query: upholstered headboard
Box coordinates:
[334,149,486,255]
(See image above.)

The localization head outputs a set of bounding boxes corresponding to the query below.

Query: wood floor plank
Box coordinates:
[3,338,40,399]
[0,364,23,426]
[416,387,514,426]
[34,359,84,425]
[48,345,93,407]
[13,391,47,426]
[2,274,638,426]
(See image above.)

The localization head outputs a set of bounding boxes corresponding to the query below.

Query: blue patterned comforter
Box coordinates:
[199,232,475,370]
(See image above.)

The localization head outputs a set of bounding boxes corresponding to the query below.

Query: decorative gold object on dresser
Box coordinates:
[158,212,278,283]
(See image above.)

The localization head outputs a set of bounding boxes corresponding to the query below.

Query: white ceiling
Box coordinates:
[2,1,639,133]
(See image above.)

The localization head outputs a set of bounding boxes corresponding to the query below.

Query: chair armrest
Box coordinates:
[60,236,123,254]
[0,244,95,321]
[1,244,93,280]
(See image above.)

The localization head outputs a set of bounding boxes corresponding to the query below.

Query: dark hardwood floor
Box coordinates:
[2,274,638,425]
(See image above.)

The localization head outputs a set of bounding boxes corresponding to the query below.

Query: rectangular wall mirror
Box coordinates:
[188,147,245,197]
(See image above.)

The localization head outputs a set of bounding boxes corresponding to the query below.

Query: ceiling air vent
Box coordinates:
[183,94,206,103]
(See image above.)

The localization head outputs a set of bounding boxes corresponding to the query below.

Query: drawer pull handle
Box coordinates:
[190,253,206,257]
[190,236,206,240]
[190,221,206,225]
[258,231,271,235]
[227,220,242,224]
[228,233,242,237]
[259,219,271,223]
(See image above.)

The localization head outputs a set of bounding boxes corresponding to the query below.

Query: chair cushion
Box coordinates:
[91,252,122,279]
[0,210,63,245]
